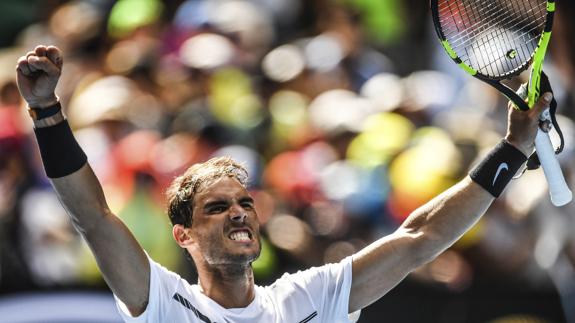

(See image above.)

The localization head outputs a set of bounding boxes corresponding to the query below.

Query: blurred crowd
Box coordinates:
[0,0,574,322]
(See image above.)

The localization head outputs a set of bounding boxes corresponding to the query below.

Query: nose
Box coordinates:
[229,205,247,223]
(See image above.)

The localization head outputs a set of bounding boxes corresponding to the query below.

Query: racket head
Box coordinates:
[431,0,554,81]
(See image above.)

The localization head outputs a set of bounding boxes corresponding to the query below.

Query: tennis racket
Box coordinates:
[431,0,572,206]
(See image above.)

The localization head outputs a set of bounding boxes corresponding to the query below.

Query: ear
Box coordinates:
[172,224,194,248]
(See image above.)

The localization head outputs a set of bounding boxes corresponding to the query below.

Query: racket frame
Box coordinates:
[430,0,556,111]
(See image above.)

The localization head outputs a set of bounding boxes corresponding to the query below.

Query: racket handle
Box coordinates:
[535,128,572,206]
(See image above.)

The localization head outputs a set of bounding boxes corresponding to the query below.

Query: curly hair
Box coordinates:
[166,157,249,227]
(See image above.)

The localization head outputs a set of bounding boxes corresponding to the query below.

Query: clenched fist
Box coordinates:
[16,45,63,108]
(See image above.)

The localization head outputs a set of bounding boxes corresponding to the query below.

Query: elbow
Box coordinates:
[69,206,113,236]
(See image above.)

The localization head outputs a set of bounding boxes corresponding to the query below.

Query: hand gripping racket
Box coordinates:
[431,0,572,206]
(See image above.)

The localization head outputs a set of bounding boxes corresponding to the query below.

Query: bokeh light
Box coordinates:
[266,214,311,255]
[347,112,414,167]
[360,73,404,112]
[49,1,103,44]
[179,33,235,70]
[209,68,264,129]
[262,45,305,82]
[304,33,344,72]
[309,89,374,134]
[388,127,461,220]
[108,0,164,38]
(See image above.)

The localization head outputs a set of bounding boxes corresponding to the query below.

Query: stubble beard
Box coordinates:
[203,234,262,269]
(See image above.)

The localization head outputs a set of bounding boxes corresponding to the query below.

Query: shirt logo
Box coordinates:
[492,162,509,186]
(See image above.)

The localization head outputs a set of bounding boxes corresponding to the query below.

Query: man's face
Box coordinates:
[189,176,261,267]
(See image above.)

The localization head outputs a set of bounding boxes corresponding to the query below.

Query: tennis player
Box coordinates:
[16,45,552,322]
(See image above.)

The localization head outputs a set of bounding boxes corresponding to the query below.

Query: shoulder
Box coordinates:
[261,256,353,300]
[115,255,199,322]
[147,255,197,300]
[148,256,183,283]
[277,256,353,286]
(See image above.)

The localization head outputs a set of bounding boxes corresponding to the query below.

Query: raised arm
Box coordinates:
[16,45,149,316]
[348,93,553,313]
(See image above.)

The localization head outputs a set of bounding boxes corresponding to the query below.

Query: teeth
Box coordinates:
[230,231,250,241]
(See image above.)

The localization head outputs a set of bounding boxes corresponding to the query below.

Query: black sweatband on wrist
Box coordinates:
[34,120,87,178]
[469,140,527,198]
[28,101,62,120]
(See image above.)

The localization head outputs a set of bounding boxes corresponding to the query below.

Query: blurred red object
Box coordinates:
[264,151,321,205]
[0,107,25,156]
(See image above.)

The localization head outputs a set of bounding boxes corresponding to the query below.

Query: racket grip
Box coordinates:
[535,129,572,206]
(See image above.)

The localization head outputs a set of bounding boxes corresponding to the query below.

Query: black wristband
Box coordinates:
[34,120,88,178]
[469,140,527,197]
[28,101,62,120]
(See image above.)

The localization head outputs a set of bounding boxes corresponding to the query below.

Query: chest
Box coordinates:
[166,289,322,323]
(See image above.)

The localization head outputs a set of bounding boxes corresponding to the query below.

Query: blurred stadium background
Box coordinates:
[0,0,574,322]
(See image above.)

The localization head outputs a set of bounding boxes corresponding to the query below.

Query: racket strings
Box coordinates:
[473,22,542,75]
[444,6,543,51]
[443,0,545,75]
[441,1,545,51]
[440,1,501,41]
[437,0,547,78]
[439,0,544,38]
[439,0,545,41]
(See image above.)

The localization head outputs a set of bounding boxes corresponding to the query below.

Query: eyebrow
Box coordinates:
[203,196,254,210]
[238,196,254,204]
[203,200,229,210]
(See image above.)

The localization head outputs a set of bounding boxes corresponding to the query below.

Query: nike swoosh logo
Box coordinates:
[492,162,509,186]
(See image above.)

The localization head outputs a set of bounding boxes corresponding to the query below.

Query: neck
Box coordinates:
[196,263,255,309]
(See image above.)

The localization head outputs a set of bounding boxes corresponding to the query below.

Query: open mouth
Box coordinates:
[228,230,252,242]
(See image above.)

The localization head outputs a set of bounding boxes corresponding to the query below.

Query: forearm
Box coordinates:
[349,176,494,312]
[400,176,494,265]
[51,163,112,234]
[53,163,150,314]
[401,139,527,264]
[32,108,110,232]
[45,131,149,314]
